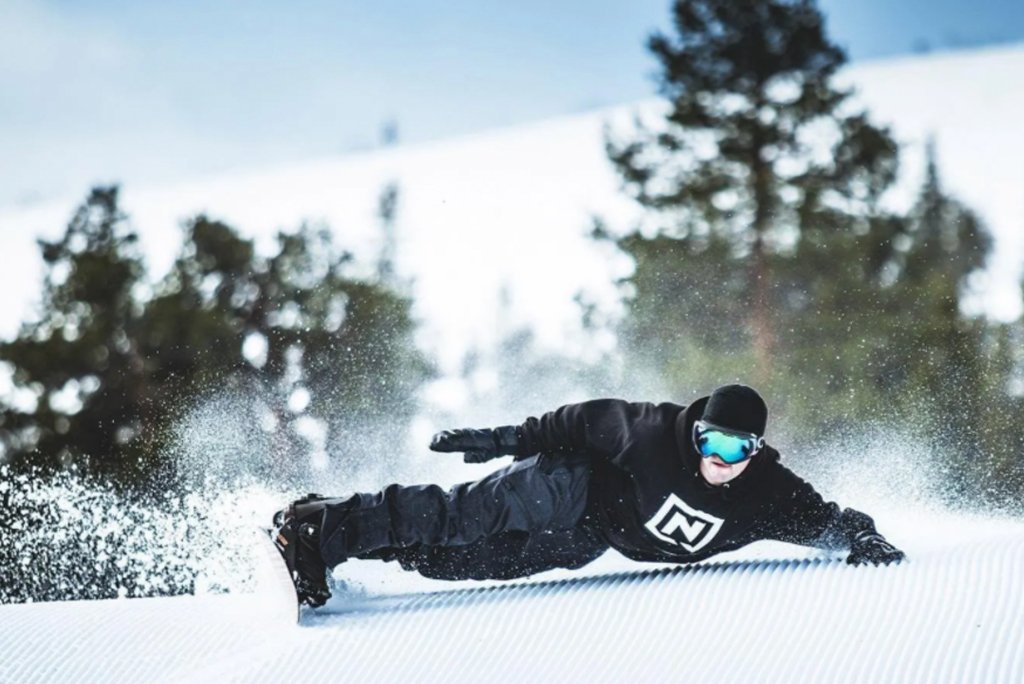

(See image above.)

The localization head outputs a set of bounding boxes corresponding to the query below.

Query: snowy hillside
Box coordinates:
[2,515,1022,683]
[1,43,1024,365]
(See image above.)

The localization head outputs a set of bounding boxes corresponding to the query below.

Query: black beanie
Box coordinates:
[701,384,768,436]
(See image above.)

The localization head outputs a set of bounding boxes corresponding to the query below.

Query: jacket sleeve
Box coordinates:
[757,463,878,551]
[513,398,633,459]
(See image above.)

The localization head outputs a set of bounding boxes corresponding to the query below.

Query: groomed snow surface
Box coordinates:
[2,513,1023,683]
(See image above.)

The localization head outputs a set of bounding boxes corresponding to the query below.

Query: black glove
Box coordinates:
[429,426,520,463]
[846,531,906,566]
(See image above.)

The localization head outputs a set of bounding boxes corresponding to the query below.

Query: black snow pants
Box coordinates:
[318,453,609,580]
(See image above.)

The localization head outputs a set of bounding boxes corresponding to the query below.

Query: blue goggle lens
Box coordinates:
[693,421,761,464]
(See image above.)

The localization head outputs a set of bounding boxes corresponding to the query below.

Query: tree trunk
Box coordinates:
[749,121,775,384]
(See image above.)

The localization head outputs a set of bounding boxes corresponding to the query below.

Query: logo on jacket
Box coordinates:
[644,494,724,553]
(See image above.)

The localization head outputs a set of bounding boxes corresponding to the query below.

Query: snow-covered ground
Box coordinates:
[3,512,1022,683]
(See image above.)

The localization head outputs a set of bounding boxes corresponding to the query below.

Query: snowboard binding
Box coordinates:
[270,493,339,608]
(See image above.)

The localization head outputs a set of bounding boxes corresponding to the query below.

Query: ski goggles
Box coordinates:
[692,420,765,465]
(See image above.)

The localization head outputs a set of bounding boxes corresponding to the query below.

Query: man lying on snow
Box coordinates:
[271,384,905,607]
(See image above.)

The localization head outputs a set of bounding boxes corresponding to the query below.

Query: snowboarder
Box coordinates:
[271,384,905,607]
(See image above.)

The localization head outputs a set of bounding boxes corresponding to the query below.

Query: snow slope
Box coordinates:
[2,520,1022,683]
[1,43,1023,363]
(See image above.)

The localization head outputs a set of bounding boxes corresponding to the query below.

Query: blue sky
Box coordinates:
[1,0,1022,206]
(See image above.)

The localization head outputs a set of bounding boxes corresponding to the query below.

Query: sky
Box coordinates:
[1,0,1022,207]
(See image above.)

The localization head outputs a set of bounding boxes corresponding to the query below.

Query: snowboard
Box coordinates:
[254,527,301,624]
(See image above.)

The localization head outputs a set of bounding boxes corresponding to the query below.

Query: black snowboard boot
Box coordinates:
[270,493,343,608]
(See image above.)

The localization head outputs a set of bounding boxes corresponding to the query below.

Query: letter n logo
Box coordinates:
[644,494,724,553]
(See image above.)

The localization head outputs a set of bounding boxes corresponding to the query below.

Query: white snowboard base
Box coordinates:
[253,527,300,624]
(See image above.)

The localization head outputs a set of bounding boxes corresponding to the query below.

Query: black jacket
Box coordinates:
[513,398,873,564]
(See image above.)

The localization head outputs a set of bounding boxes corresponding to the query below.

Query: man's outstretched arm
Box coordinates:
[429,398,631,463]
[761,467,906,566]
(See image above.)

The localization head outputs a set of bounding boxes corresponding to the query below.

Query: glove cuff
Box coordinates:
[492,426,521,456]
[852,530,884,544]
[815,508,879,551]
[840,508,878,543]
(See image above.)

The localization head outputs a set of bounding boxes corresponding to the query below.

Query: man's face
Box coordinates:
[699,454,752,486]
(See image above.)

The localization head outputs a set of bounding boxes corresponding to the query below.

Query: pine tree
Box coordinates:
[0,187,147,479]
[606,0,898,387]
[0,187,431,488]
